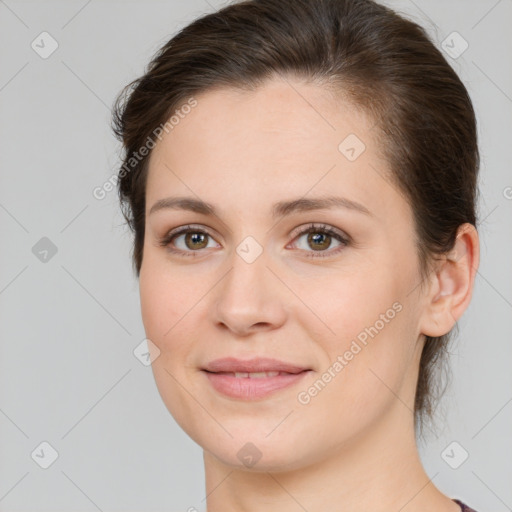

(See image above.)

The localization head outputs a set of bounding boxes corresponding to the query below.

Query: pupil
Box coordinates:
[188,233,206,249]
[309,232,329,250]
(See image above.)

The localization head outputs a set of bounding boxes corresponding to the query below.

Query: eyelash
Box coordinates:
[158,223,350,259]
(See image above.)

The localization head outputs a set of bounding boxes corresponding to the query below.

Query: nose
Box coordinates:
[212,247,287,337]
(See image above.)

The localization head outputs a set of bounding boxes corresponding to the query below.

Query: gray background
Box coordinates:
[0,0,511,511]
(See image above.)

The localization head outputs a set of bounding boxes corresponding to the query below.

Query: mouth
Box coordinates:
[200,357,313,400]
[203,370,304,378]
[202,356,311,374]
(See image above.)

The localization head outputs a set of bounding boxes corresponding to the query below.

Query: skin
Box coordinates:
[139,76,479,512]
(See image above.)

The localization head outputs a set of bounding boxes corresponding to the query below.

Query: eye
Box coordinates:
[158,222,349,258]
[289,223,349,258]
[158,224,219,257]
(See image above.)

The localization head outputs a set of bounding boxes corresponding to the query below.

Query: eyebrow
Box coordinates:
[149,195,373,219]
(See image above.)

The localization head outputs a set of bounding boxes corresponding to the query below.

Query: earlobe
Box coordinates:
[420,223,479,338]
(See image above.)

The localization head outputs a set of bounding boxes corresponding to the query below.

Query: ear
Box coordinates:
[419,223,480,338]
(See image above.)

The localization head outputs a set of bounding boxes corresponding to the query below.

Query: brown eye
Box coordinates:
[291,223,349,258]
[306,232,331,251]
[159,225,219,257]
[182,232,209,250]
[159,223,349,259]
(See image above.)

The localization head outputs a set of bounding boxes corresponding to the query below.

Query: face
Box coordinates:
[139,77,428,471]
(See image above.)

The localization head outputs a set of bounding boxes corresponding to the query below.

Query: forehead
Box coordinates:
[145,77,408,224]
[151,78,375,162]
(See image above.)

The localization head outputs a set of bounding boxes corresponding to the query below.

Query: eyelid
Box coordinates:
[288,222,349,243]
[158,223,221,250]
[164,223,219,240]
[159,222,350,258]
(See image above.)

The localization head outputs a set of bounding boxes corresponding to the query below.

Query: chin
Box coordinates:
[205,443,312,473]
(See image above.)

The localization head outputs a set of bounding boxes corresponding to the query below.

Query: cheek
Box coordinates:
[298,264,403,346]
[138,263,200,424]
[302,267,414,404]
[138,259,209,385]
[139,259,185,349]
[139,275,165,344]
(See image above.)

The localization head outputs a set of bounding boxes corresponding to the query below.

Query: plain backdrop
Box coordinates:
[0,1,511,511]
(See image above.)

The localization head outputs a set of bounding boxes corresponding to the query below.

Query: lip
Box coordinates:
[201,357,312,400]
[202,357,310,374]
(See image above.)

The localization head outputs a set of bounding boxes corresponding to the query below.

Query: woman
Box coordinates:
[111,0,481,510]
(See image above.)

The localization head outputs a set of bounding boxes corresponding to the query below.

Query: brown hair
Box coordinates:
[111,0,480,439]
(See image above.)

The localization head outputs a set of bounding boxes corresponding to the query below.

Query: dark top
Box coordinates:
[453,498,478,511]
